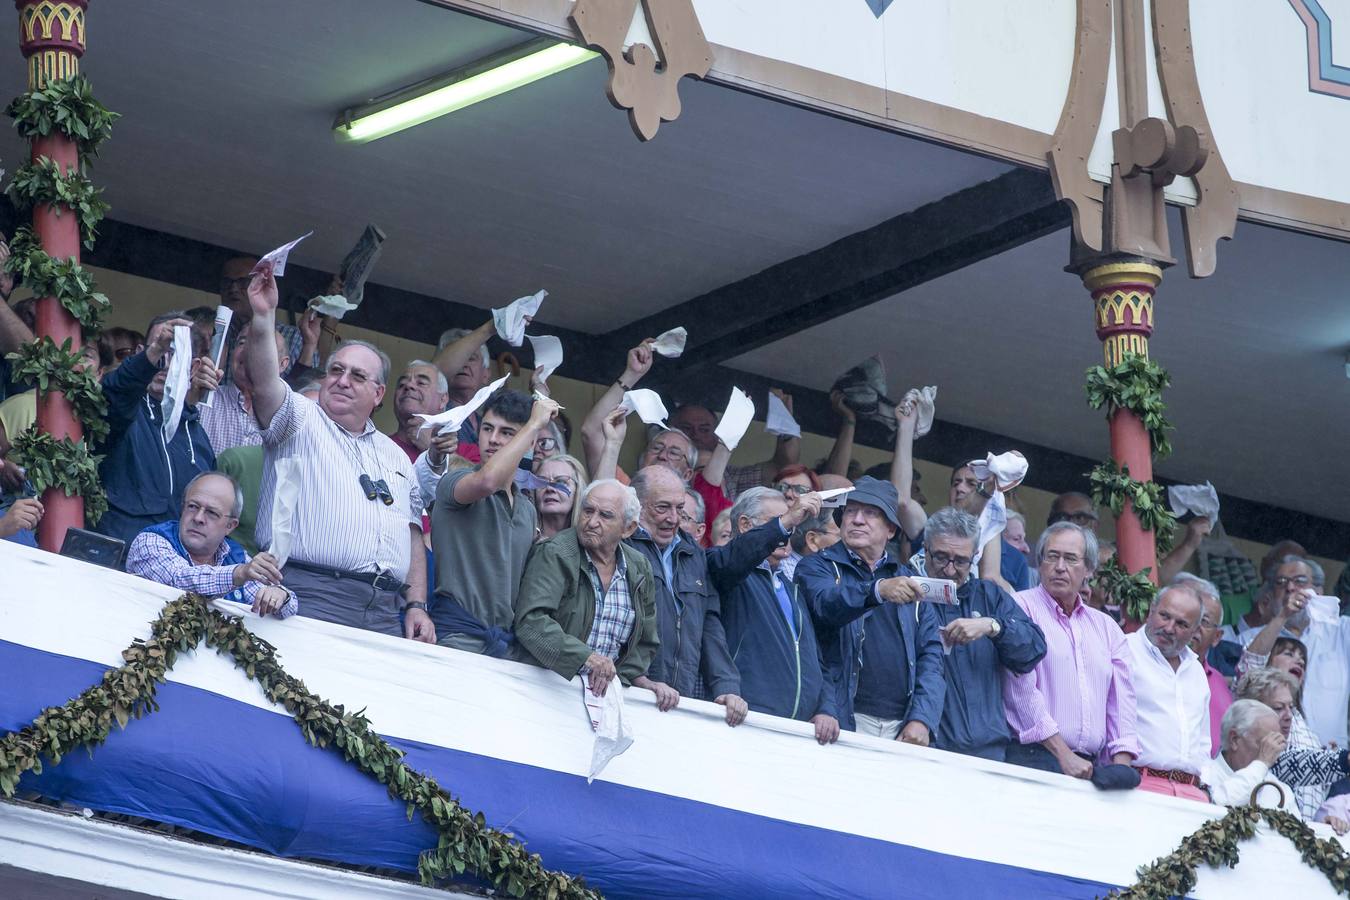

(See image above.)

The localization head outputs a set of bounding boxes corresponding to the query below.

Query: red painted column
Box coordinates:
[1081,260,1163,593]
[17,0,89,550]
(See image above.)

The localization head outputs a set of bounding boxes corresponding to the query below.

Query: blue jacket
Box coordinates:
[707,520,834,722]
[626,527,740,700]
[926,576,1046,760]
[96,351,215,545]
[796,542,945,733]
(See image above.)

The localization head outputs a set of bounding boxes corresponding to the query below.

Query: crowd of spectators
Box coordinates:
[4,238,1350,827]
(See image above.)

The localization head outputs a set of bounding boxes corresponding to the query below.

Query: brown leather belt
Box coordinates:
[1137,766,1200,787]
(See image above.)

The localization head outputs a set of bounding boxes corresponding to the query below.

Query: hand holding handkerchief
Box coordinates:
[714,387,755,451]
[765,390,801,438]
[308,294,361,320]
[414,375,509,435]
[618,389,669,427]
[650,327,687,358]
[492,289,547,346]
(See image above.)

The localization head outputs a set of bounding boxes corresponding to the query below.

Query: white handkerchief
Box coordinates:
[974,488,1008,562]
[651,326,687,358]
[492,289,547,347]
[968,451,1028,492]
[1310,596,1341,626]
[253,231,313,278]
[160,325,193,445]
[1168,482,1220,528]
[618,389,669,427]
[414,375,509,435]
[526,334,563,383]
[714,387,755,452]
[584,682,634,783]
[900,385,938,438]
[308,294,360,320]
[817,487,854,508]
[765,392,801,438]
[267,456,302,568]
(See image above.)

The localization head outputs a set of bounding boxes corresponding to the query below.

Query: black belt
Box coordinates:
[286,560,407,594]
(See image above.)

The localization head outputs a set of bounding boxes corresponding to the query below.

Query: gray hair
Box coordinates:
[644,424,698,470]
[436,327,489,368]
[1035,521,1099,572]
[683,486,706,524]
[923,506,980,550]
[580,478,641,527]
[1006,510,1026,527]
[327,339,391,385]
[1171,572,1221,603]
[186,471,244,519]
[405,359,449,393]
[1220,699,1276,752]
[790,509,836,555]
[1234,667,1301,707]
[1261,554,1317,597]
[729,486,783,534]
[1306,557,1326,590]
[1151,582,1205,618]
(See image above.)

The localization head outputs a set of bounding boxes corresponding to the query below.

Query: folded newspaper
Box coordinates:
[832,356,897,436]
[338,224,386,307]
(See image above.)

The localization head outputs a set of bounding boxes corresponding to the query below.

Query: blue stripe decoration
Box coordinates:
[1290,0,1350,97]
[0,639,1121,898]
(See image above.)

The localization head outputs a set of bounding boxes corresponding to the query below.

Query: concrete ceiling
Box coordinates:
[0,0,1345,522]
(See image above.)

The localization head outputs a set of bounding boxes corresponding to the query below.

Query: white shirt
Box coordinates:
[1201,753,1299,817]
[1239,617,1350,748]
[1125,631,1212,775]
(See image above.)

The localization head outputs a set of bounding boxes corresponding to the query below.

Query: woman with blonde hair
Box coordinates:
[531,453,589,542]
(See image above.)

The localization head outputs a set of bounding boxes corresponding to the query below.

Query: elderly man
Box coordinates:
[680,486,707,545]
[1240,555,1350,748]
[670,392,799,499]
[418,389,559,655]
[1125,583,1211,800]
[797,477,945,746]
[1003,522,1139,777]
[946,462,1029,593]
[432,323,494,459]
[245,263,432,642]
[708,485,837,742]
[388,360,450,462]
[515,479,658,696]
[626,466,747,724]
[907,507,1046,760]
[1046,492,1100,533]
[1203,700,1295,810]
[780,509,840,583]
[96,311,219,544]
[197,327,291,453]
[1175,573,1233,756]
[125,472,296,617]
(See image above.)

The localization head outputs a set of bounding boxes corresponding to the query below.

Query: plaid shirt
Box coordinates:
[582,548,636,669]
[197,382,264,453]
[724,461,773,501]
[125,530,297,617]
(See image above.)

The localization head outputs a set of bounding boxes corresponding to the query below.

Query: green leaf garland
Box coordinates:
[0,594,602,899]
[8,429,106,524]
[1088,460,1176,555]
[2,228,110,334]
[1090,557,1157,623]
[5,336,109,442]
[1085,356,1174,459]
[6,74,119,159]
[7,157,110,250]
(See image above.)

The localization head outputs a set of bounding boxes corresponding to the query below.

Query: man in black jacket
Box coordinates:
[627,466,747,726]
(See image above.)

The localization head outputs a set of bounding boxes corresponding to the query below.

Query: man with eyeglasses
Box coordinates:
[216,255,306,382]
[1045,492,1100,532]
[797,477,945,746]
[1003,522,1139,778]
[245,263,434,643]
[1239,555,1350,748]
[126,472,296,618]
[626,465,747,726]
[908,507,1046,761]
[95,310,219,544]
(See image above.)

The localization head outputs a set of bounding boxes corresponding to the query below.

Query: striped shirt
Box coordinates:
[197,383,264,453]
[582,549,636,668]
[256,389,421,581]
[125,530,297,617]
[1002,585,1140,760]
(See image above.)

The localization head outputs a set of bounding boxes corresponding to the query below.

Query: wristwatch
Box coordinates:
[988,618,1002,638]
[404,601,428,613]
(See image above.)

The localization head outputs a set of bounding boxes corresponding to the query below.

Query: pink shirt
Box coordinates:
[1202,658,1233,758]
[1002,586,1139,761]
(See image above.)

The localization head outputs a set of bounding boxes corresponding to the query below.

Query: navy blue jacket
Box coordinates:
[927,576,1046,760]
[796,542,945,733]
[626,527,740,700]
[707,520,834,722]
[96,351,215,545]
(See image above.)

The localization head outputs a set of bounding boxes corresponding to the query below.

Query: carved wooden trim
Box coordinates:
[569,0,712,141]
[1047,0,1112,253]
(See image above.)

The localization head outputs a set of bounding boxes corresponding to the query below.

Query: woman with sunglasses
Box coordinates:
[531,454,589,542]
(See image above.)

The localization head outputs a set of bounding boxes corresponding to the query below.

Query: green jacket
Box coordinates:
[514,528,658,686]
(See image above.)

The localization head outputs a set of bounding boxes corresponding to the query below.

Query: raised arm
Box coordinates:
[581,340,653,475]
[890,404,927,540]
[244,264,288,429]
[451,396,559,505]
[823,390,856,478]
[1158,517,1212,584]
[592,406,627,481]
[1244,587,1308,659]
[432,319,494,387]
[769,388,800,471]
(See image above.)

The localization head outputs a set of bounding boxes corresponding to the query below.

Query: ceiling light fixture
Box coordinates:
[333,37,597,144]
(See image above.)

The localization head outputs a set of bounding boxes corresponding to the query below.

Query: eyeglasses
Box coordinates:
[775,483,811,496]
[184,500,228,522]
[327,362,374,386]
[1049,511,1099,526]
[1043,551,1084,567]
[929,551,973,572]
[1275,575,1311,587]
[535,436,559,453]
[220,275,252,291]
[648,442,688,465]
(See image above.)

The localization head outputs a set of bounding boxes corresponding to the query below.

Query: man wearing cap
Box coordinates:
[796,476,946,744]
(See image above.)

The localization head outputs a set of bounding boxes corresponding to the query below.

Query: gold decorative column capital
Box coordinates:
[16,0,87,88]
[1081,259,1162,367]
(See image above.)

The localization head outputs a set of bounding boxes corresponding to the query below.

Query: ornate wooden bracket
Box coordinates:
[569,0,712,141]
[1049,0,1237,277]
